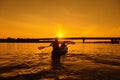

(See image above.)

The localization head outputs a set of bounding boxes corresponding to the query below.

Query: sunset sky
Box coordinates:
[0,0,120,38]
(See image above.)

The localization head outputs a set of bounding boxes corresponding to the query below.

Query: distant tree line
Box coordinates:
[0,37,52,43]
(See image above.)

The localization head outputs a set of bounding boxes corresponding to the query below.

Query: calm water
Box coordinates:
[0,43,120,80]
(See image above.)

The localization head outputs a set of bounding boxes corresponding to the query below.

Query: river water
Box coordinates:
[0,43,120,80]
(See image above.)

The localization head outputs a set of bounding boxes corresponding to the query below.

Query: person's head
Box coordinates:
[54,37,58,42]
[62,41,65,44]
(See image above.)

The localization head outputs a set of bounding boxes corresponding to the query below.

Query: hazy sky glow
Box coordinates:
[0,0,120,38]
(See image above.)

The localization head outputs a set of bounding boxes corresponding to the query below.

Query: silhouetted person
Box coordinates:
[60,41,68,63]
[60,41,68,55]
[50,37,61,66]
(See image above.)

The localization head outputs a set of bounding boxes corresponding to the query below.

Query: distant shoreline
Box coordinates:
[0,41,119,44]
[0,37,120,43]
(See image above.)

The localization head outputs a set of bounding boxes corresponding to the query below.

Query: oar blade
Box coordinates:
[38,46,45,50]
[65,41,76,44]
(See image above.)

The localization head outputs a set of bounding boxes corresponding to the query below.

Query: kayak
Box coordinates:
[59,47,68,55]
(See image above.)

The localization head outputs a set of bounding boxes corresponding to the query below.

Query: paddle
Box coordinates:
[38,41,75,50]
[64,41,76,44]
[38,46,50,50]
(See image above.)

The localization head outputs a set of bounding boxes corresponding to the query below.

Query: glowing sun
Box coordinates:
[58,34,62,38]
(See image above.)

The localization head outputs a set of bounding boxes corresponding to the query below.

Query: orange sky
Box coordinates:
[0,0,120,38]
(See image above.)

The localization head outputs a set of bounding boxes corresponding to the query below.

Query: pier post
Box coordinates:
[111,39,119,43]
[115,39,119,43]
[111,39,114,43]
[83,38,85,43]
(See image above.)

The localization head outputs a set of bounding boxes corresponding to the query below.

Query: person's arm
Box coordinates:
[49,42,53,46]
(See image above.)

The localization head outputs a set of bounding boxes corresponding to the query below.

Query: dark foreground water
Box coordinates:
[0,43,120,80]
